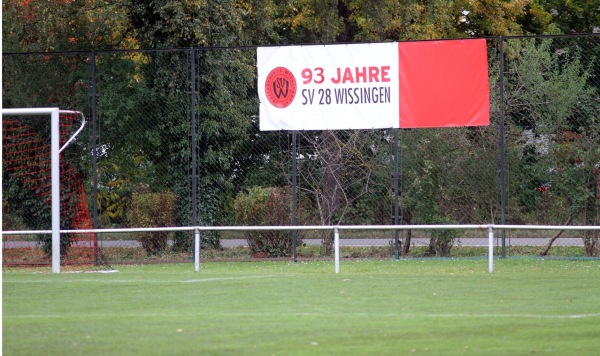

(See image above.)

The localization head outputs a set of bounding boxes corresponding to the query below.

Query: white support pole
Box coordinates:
[2,108,61,273]
[334,227,340,274]
[194,228,201,272]
[488,226,494,273]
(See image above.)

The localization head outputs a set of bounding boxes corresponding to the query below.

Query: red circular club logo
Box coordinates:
[265,67,297,108]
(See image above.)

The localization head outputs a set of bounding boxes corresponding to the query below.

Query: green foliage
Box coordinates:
[266,0,535,44]
[6,0,593,54]
[2,0,128,52]
[520,0,600,35]
[96,152,154,227]
[295,130,394,255]
[94,49,197,249]
[501,38,600,255]
[398,130,470,256]
[3,0,600,261]
[505,39,599,226]
[120,0,262,249]
[427,217,461,257]
[126,0,246,48]
[234,186,300,257]
[127,187,177,255]
[2,172,73,257]
[2,174,51,231]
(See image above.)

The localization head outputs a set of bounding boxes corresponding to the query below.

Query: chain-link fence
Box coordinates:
[3,34,599,266]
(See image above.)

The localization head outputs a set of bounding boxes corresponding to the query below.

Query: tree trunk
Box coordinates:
[401,229,412,257]
[319,131,343,255]
[540,217,572,256]
[400,209,413,256]
[583,230,600,257]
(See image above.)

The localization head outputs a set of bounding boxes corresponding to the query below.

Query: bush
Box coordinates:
[427,217,461,257]
[234,187,301,257]
[127,187,177,255]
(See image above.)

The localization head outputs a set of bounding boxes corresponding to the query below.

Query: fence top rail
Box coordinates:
[3,224,600,236]
[2,33,598,56]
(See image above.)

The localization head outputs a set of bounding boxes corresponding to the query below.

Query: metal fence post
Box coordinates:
[91,50,99,265]
[393,128,400,260]
[499,37,507,258]
[292,131,298,262]
[191,48,198,260]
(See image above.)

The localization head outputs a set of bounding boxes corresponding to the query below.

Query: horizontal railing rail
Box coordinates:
[4,224,600,274]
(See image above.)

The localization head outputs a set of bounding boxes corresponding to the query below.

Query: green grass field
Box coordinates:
[3,259,600,355]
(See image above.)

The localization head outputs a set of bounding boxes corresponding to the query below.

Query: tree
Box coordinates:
[4,0,598,259]
[296,130,393,254]
[2,0,130,52]
[122,0,261,248]
[2,0,134,245]
[234,186,301,257]
[519,0,600,35]
[263,1,506,256]
[265,0,537,44]
[504,38,600,255]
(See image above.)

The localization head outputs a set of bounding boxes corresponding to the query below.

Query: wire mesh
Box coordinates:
[502,35,600,256]
[2,111,98,269]
[3,35,599,267]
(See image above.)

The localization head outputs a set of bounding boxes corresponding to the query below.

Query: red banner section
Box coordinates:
[398,39,489,128]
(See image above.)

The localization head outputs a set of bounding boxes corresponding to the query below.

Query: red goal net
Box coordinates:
[2,110,98,269]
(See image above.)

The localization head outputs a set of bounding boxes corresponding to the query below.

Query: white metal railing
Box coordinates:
[3,224,600,273]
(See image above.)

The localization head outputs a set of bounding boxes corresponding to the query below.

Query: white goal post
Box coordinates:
[2,108,62,272]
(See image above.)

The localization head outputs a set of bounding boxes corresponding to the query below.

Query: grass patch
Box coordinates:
[3,259,600,355]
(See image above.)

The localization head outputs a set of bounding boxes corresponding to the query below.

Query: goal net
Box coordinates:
[2,109,101,271]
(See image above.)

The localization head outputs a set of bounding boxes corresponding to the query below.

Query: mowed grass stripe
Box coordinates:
[4,275,276,284]
[3,260,600,355]
[6,312,600,320]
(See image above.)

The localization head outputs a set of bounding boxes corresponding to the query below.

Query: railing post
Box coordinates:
[194,227,201,272]
[488,226,494,273]
[334,227,340,274]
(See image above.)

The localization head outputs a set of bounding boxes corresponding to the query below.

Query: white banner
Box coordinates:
[258,43,400,131]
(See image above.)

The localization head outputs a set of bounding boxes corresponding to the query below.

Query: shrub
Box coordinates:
[234,187,301,257]
[427,217,461,257]
[583,230,600,257]
[127,187,177,255]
